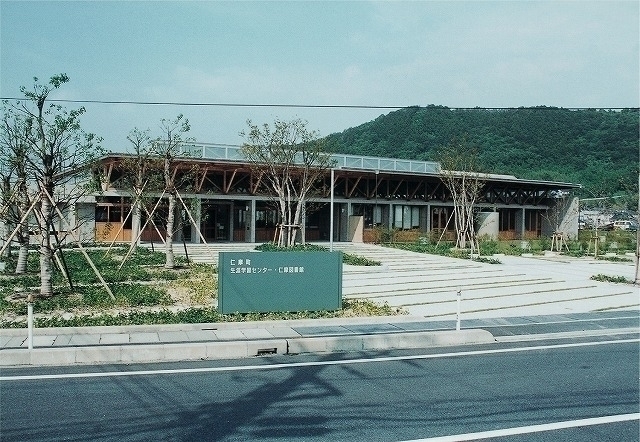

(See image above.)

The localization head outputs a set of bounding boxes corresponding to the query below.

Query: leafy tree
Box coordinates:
[8,74,102,296]
[151,115,191,269]
[0,107,31,272]
[241,118,335,247]
[123,127,160,251]
[436,136,485,254]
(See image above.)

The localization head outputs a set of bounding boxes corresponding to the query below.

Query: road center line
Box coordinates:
[1,338,638,381]
[399,413,640,441]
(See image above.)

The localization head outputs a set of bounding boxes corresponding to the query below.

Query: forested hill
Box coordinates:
[326,106,639,197]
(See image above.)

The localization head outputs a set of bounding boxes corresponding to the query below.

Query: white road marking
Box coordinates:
[399,413,640,441]
[1,338,638,381]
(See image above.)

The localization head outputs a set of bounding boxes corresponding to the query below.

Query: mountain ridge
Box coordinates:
[325,105,639,200]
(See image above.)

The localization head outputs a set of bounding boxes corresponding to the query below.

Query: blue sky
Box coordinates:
[1,1,638,152]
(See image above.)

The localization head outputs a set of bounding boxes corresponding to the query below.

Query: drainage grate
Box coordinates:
[257,348,278,356]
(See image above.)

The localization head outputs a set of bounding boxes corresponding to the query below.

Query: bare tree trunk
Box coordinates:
[457,205,466,249]
[130,204,140,250]
[277,189,286,247]
[16,242,28,274]
[15,182,29,274]
[39,188,53,296]
[165,193,176,269]
[292,200,303,246]
[130,189,141,252]
[285,181,293,247]
[0,225,7,258]
[1,180,14,260]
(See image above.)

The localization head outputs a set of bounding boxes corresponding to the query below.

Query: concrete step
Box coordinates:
[408,290,639,320]
[135,242,639,321]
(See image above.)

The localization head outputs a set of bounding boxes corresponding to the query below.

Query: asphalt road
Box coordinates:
[1,338,638,442]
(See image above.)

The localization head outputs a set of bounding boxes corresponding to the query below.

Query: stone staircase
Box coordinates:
[142,241,639,320]
[330,243,639,320]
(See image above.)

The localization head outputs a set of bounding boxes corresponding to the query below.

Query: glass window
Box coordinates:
[255,205,278,228]
[373,206,382,225]
[95,206,108,222]
[109,206,122,223]
[394,205,403,228]
[394,205,422,230]
[352,204,374,227]
[402,206,411,229]
[412,207,420,228]
[500,210,517,231]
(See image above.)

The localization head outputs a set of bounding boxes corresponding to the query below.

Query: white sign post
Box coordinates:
[27,294,34,350]
[456,288,462,331]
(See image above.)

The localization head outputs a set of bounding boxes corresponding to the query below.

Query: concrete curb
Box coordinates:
[0,329,494,367]
[0,339,290,367]
[0,315,429,337]
[287,329,495,354]
[495,327,640,343]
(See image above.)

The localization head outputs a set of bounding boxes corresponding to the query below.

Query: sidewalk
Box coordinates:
[1,311,638,367]
[1,243,638,367]
[0,316,495,366]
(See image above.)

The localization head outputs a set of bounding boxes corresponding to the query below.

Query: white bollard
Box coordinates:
[27,295,34,350]
[456,288,462,331]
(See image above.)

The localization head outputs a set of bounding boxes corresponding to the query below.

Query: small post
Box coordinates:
[27,294,34,350]
[330,168,335,252]
[456,288,462,331]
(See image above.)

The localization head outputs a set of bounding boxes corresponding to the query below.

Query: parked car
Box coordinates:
[613,220,638,231]
[599,222,615,231]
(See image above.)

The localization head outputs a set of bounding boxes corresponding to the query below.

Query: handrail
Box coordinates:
[174,142,441,175]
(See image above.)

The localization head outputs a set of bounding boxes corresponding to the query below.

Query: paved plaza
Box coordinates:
[1,243,638,366]
[174,242,639,320]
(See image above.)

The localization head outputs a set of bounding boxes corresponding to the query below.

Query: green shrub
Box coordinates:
[0,297,405,328]
[113,284,173,306]
[125,247,167,266]
[387,241,501,263]
[342,253,381,266]
[254,243,381,266]
[596,255,633,263]
[478,239,499,256]
[0,274,40,292]
[590,274,633,284]
[172,264,218,303]
[390,241,453,256]
[377,227,396,243]
[255,243,326,252]
[473,256,502,264]
[536,237,551,252]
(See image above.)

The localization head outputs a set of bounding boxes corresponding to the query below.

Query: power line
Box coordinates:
[1,98,637,111]
[1,98,402,109]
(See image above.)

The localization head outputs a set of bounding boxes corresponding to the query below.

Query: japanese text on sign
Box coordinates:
[228,257,305,275]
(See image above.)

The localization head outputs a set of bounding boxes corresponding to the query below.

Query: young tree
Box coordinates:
[151,115,190,269]
[437,137,485,254]
[13,74,102,296]
[0,107,31,272]
[241,118,334,247]
[542,191,579,252]
[123,127,160,251]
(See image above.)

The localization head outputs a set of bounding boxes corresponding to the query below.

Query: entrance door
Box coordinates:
[233,205,247,242]
[201,203,230,241]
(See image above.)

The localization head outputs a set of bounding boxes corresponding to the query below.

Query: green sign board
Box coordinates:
[218,251,343,314]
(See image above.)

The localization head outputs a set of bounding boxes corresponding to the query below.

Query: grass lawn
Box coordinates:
[0,246,398,328]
